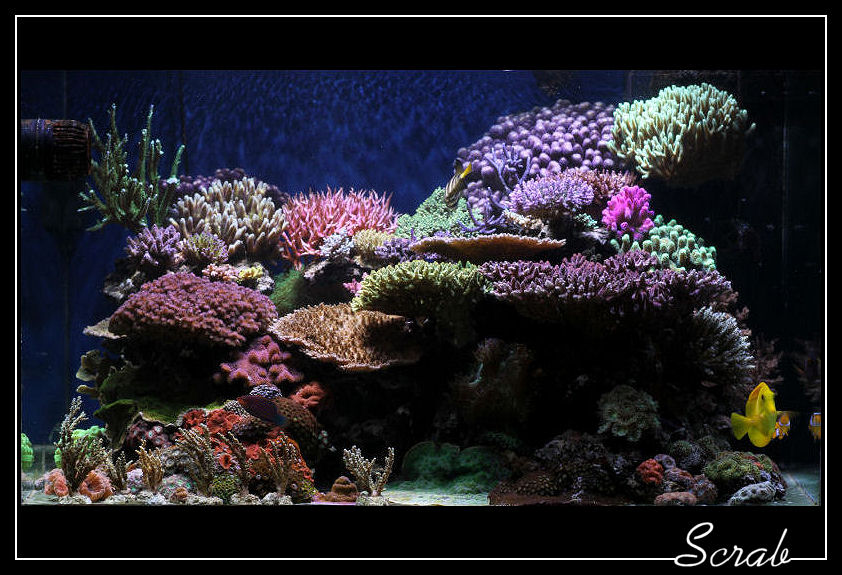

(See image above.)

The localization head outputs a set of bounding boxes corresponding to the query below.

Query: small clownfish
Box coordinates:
[774,412,793,439]
[808,412,822,441]
[444,162,472,209]
[731,382,781,448]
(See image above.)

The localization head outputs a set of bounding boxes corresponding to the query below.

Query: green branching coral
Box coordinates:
[612,214,718,271]
[79,103,184,233]
[609,83,756,187]
[394,187,475,239]
[597,384,661,442]
[686,307,755,387]
[21,433,33,472]
[350,260,489,346]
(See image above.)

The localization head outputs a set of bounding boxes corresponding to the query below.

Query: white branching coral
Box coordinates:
[609,83,756,186]
[342,445,395,497]
[169,177,286,264]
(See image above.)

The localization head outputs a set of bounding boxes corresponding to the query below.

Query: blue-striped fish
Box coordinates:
[445,162,472,209]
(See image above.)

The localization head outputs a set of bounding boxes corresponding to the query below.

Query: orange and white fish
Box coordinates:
[774,411,793,439]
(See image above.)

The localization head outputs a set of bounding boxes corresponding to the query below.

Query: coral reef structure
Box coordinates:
[409,233,566,264]
[612,214,718,271]
[608,83,756,186]
[597,385,661,443]
[124,224,183,277]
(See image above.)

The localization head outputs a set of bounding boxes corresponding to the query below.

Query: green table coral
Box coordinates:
[612,214,717,271]
[21,433,33,472]
[350,260,489,346]
[394,187,475,239]
[597,384,661,442]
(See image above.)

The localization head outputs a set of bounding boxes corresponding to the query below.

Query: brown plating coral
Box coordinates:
[269,303,423,372]
[409,233,566,264]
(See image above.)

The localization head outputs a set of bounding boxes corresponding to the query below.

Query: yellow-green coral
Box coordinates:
[351,260,489,345]
[394,187,475,239]
[237,265,264,283]
[612,214,718,271]
[353,229,394,264]
[609,83,756,187]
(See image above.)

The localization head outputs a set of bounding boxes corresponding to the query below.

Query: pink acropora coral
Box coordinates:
[280,187,398,269]
[601,185,654,241]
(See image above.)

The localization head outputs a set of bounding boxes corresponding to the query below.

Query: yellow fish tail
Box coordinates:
[731,412,750,440]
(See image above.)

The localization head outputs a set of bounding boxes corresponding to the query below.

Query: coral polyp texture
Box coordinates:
[179,232,229,268]
[597,385,661,442]
[269,303,423,372]
[601,185,655,241]
[394,187,475,239]
[280,187,398,268]
[454,99,617,212]
[508,171,596,220]
[213,335,304,387]
[409,233,566,264]
[108,272,277,348]
[169,178,286,264]
[612,214,718,271]
[608,83,756,186]
[124,224,183,277]
[479,252,733,325]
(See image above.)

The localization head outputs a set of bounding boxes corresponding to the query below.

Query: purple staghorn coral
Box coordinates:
[480,251,733,324]
[508,171,596,220]
[124,224,183,277]
[601,185,655,241]
[108,272,278,348]
[455,100,616,213]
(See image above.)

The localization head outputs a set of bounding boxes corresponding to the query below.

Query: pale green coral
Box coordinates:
[350,260,489,345]
[79,103,184,234]
[612,214,717,271]
[609,83,755,187]
[597,384,660,442]
[394,187,475,239]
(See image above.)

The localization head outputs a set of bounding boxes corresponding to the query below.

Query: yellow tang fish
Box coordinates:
[445,162,472,209]
[731,382,780,447]
[808,412,822,441]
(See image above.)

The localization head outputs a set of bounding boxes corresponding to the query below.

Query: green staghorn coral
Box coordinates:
[612,214,718,271]
[350,260,489,346]
[608,83,756,187]
[79,103,184,233]
[597,384,661,442]
[394,187,475,239]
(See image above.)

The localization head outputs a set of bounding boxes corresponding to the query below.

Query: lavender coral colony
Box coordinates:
[42,84,794,510]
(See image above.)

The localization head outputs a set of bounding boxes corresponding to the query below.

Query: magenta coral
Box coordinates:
[281,187,398,269]
[108,272,277,348]
[601,185,654,241]
[213,335,304,387]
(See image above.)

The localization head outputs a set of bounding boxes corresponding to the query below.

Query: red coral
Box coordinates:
[78,470,114,502]
[217,452,234,470]
[108,272,277,348]
[205,409,242,435]
[182,409,207,428]
[280,187,398,269]
[213,335,303,388]
[289,381,330,412]
[44,469,69,497]
[636,459,664,485]
[245,443,262,460]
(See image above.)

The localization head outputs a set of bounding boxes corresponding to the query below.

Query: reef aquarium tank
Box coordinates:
[16,15,826,563]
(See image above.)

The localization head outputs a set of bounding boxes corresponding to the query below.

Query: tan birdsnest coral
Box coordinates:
[169,177,286,263]
[409,233,567,264]
[269,303,423,372]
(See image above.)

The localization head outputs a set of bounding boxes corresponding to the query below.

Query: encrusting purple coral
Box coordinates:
[601,185,654,241]
[124,224,183,277]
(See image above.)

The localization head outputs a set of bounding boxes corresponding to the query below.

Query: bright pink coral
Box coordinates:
[289,381,330,412]
[108,272,277,348]
[601,185,654,241]
[281,187,398,269]
[213,335,304,387]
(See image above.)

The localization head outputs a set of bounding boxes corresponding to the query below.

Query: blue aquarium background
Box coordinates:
[19,68,823,466]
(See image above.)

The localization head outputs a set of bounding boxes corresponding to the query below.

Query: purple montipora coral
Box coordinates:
[601,185,655,241]
[509,172,596,219]
[124,224,183,277]
[375,236,445,264]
